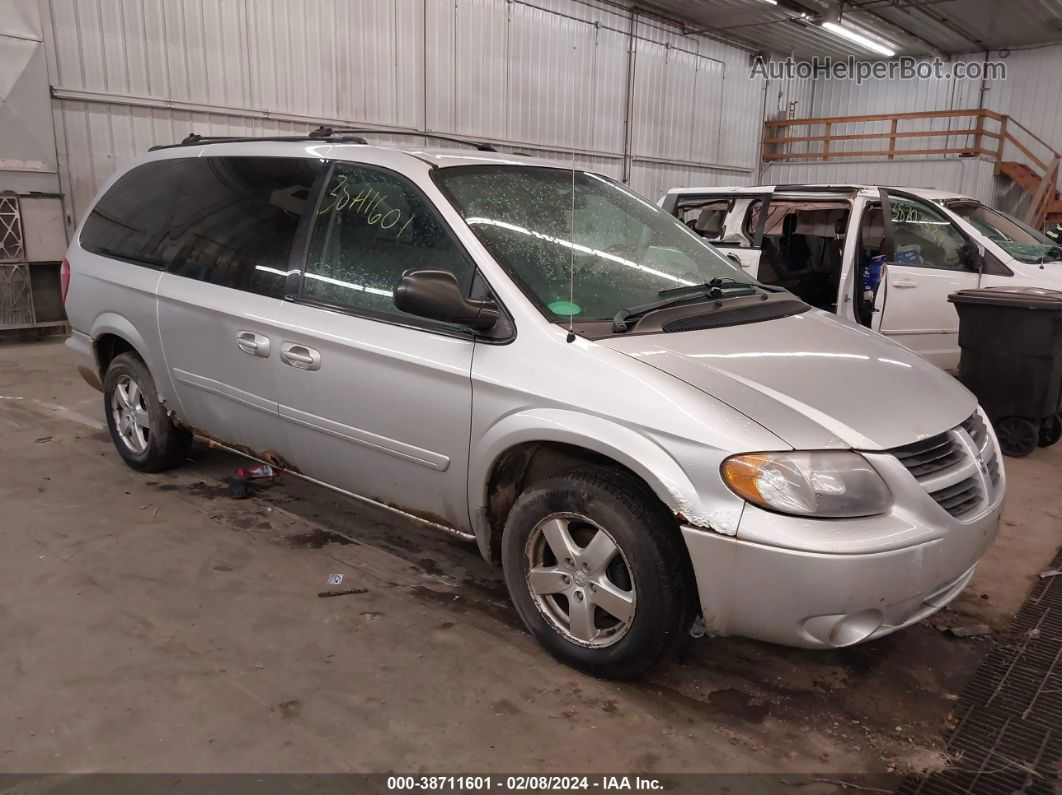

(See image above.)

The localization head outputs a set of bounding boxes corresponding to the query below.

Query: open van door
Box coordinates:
[663,190,767,276]
[748,189,853,310]
[871,189,983,370]
[749,190,777,282]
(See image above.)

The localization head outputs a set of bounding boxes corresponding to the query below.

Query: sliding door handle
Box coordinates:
[236,331,271,357]
[280,342,322,371]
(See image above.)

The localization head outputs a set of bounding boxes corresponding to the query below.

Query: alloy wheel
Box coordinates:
[524,513,636,648]
[111,374,151,455]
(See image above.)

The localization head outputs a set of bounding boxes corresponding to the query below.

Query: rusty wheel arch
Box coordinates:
[94,333,141,379]
[482,441,677,565]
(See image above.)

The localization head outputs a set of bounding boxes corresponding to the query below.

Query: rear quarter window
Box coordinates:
[80,156,322,298]
[80,158,189,270]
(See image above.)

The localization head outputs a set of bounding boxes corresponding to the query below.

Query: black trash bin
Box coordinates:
[948,286,1062,458]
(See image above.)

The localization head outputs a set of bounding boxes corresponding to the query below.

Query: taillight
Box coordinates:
[60,258,71,305]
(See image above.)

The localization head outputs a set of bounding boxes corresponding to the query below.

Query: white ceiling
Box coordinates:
[634,0,1062,58]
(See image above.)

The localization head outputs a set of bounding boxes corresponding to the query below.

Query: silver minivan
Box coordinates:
[64,132,1005,678]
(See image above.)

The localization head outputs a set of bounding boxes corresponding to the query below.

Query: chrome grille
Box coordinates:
[963,411,1002,488]
[891,432,965,479]
[929,476,983,518]
[890,412,1003,520]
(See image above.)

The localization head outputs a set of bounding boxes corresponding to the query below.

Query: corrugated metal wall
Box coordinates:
[765,45,1062,206]
[798,45,1062,146]
[1,0,60,194]
[40,0,769,224]
[765,156,999,205]
[979,46,1062,156]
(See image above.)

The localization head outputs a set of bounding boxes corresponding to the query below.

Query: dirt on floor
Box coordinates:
[0,338,1059,779]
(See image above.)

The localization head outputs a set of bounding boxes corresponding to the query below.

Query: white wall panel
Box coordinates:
[790,46,1062,204]
[54,99,325,220]
[452,0,509,138]
[982,47,1062,152]
[1,0,60,193]
[762,156,998,206]
[629,16,762,172]
[631,162,753,205]
[43,0,766,224]
[506,2,611,152]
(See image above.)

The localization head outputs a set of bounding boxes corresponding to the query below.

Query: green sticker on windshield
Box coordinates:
[548,300,583,316]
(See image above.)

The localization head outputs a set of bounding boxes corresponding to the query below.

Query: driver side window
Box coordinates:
[887,196,969,271]
[303,164,475,323]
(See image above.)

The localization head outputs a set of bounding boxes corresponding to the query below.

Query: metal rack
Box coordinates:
[0,192,68,336]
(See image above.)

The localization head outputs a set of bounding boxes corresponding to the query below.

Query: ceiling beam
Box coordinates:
[891,0,987,49]
[847,1,950,56]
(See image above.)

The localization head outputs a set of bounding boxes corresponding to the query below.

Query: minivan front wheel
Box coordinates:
[103,353,190,471]
[525,513,637,649]
[502,468,694,679]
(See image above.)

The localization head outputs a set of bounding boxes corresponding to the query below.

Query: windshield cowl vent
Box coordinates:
[660,301,809,333]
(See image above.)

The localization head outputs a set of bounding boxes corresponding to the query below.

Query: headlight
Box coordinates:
[721,451,892,518]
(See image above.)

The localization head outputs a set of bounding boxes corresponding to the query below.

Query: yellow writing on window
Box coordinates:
[318,174,413,239]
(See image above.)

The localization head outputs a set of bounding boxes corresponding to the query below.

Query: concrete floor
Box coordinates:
[1,338,1060,776]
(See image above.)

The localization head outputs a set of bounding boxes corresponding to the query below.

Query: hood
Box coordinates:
[601,309,975,451]
[1007,260,1062,287]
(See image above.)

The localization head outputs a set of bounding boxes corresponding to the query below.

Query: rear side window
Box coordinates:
[302,163,474,323]
[80,159,188,269]
[80,156,323,298]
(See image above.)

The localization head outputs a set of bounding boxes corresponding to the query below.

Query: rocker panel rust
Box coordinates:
[177,419,475,542]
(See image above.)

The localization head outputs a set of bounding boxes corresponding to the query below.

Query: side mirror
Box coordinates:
[394,269,500,331]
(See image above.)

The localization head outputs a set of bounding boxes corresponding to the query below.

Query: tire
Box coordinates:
[1038,415,1061,448]
[995,416,1040,458]
[103,352,191,472]
[501,467,695,680]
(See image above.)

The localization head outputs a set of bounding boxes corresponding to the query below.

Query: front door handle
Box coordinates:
[280,342,322,371]
[236,330,271,357]
[892,279,918,288]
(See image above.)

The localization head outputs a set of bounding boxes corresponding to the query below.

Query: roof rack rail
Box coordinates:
[772,184,858,193]
[148,127,497,152]
[309,126,497,152]
[148,131,369,152]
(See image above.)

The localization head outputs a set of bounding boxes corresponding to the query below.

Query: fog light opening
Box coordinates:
[828,609,884,647]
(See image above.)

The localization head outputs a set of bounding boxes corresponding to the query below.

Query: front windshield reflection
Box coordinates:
[434,166,753,323]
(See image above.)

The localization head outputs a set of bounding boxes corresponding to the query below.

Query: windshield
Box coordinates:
[945,201,1062,264]
[433,166,756,322]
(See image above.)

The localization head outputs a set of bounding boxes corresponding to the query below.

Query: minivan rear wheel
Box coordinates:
[103,353,190,472]
[501,467,694,679]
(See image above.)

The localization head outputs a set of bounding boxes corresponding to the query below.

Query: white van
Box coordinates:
[660,185,1062,371]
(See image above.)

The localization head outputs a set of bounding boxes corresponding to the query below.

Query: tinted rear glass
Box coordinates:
[80,158,188,269]
[80,156,322,298]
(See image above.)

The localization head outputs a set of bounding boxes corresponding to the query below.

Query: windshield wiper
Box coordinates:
[657,276,751,298]
[612,278,761,333]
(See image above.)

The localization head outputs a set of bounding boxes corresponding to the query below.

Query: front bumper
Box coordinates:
[681,498,1002,648]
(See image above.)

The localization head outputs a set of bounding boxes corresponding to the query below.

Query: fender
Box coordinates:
[469,408,744,557]
[90,312,177,407]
